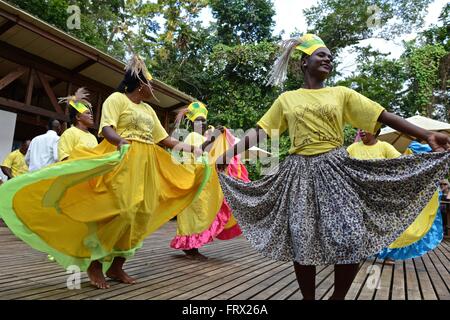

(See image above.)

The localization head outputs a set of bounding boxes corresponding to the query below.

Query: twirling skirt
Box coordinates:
[0,140,212,272]
[218,148,450,265]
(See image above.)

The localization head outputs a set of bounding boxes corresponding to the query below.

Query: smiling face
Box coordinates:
[302,47,334,80]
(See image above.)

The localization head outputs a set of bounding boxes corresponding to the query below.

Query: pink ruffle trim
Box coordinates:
[170,201,234,249]
[170,129,249,250]
[216,223,242,240]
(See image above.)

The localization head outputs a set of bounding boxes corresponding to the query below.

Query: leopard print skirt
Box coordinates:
[218,148,450,265]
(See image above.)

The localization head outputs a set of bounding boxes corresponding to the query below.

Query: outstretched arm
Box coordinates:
[159,137,203,157]
[216,126,267,169]
[378,111,450,152]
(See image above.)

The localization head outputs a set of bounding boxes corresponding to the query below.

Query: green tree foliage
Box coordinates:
[7,0,449,175]
[209,0,276,45]
[337,47,408,114]
[304,0,433,52]
[402,43,447,118]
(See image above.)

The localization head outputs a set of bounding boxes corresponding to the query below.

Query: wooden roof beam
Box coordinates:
[50,59,97,88]
[36,70,64,114]
[0,40,114,95]
[0,66,27,90]
[0,19,15,35]
[0,96,68,122]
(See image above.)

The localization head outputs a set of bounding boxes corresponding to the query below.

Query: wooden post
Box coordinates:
[96,93,102,129]
[25,68,34,105]
[36,71,64,114]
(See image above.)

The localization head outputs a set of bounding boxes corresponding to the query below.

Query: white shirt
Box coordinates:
[25,130,60,172]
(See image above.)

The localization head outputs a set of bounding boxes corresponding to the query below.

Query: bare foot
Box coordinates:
[183,249,208,261]
[106,268,136,284]
[106,257,136,284]
[87,261,109,289]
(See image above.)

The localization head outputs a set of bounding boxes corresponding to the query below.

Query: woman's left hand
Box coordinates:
[427,132,450,152]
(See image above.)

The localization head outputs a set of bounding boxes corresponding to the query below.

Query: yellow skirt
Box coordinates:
[171,131,246,249]
[0,140,212,271]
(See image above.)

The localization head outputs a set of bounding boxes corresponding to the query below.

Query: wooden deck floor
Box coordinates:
[0,222,449,300]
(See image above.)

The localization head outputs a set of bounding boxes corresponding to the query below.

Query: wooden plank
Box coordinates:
[357,261,380,300]
[0,96,69,122]
[315,265,335,300]
[405,259,422,300]
[438,241,450,257]
[172,258,277,300]
[251,269,298,300]
[95,93,102,128]
[0,20,15,36]
[6,251,214,299]
[414,257,437,300]
[391,261,406,300]
[346,259,373,300]
[143,252,267,300]
[0,40,114,95]
[375,263,394,300]
[0,66,26,90]
[209,263,286,300]
[268,278,300,300]
[172,261,292,301]
[243,265,294,300]
[0,223,448,300]
[421,254,450,300]
[75,243,258,300]
[19,242,246,300]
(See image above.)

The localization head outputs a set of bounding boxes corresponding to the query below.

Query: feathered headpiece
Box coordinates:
[124,42,157,100]
[58,87,92,113]
[266,34,327,87]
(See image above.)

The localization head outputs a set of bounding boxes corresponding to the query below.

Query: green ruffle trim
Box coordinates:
[0,145,214,273]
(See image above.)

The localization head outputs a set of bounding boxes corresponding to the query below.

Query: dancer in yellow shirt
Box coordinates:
[1,141,30,179]
[0,53,218,289]
[216,34,450,300]
[58,87,98,161]
[170,102,247,260]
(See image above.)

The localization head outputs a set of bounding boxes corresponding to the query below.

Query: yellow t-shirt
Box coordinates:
[2,149,28,177]
[58,126,98,161]
[257,86,385,156]
[99,92,169,144]
[347,141,401,160]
